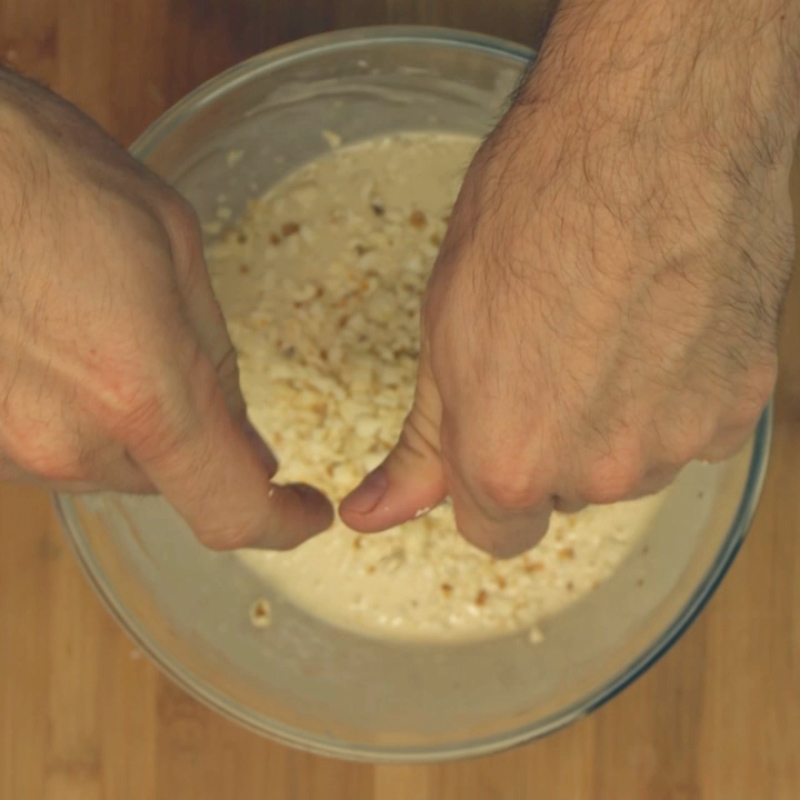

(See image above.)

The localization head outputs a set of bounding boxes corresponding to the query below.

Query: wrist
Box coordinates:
[517,0,800,171]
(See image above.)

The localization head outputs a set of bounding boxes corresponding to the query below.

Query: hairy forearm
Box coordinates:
[521,0,800,169]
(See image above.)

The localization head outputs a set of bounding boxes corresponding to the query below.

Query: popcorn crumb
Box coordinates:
[322,129,342,149]
[249,598,272,628]
[226,149,244,168]
[203,221,223,235]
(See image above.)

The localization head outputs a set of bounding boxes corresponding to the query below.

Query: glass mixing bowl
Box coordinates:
[54,27,772,762]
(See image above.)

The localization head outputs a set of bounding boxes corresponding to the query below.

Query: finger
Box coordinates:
[431,403,556,557]
[445,458,553,558]
[169,201,248,424]
[625,465,680,499]
[170,206,280,475]
[697,426,753,464]
[191,304,279,476]
[127,353,332,551]
[339,346,447,531]
[552,495,586,514]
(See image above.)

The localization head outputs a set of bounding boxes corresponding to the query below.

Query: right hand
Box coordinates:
[340,3,794,557]
[0,70,333,549]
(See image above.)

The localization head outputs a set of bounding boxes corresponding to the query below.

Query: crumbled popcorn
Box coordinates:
[322,129,342,149]
[207,133,665,641]
[528,626,545,645]
[249,598,272,628]
[226,149,244,168]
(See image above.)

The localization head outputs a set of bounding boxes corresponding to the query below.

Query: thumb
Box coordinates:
[339,347,447,531]
[126,355,333,551]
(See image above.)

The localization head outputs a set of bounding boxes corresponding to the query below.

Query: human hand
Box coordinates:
[0,71,332,549]
[341,0,797,556]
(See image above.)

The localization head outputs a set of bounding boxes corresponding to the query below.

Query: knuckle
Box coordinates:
[661,435,702,470]
[471,461,543,512]
[94,378,168,437]
[9,434,85,482]
[86,350,213,460]
[97,382,195,463]
[657,416,711,469]
[579,449,644,505]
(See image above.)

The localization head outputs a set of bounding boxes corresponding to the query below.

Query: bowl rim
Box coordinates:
[130,25,534,163]
[55,25,774,763]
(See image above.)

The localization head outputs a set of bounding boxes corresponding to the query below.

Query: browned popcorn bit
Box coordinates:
[370,202,385,216]
[475,589,488,606]
[441,583,453,597]
[524,561,544,573]
[409,209,427,229]
[281,221,300,237]
[239,264,250,275]
[558,547,576,560]
[249,598,272,628]
[269,232,281,246]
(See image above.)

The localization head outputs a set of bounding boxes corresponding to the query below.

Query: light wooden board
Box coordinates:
[0,0,798,797]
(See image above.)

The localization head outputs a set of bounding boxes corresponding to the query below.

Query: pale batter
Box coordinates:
[207,132,666,641]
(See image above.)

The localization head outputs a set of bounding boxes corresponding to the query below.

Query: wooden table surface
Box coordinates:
[1,1,799,798]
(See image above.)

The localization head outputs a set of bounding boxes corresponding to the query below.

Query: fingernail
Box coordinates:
[341,468,388,515]
[243,419,279,477]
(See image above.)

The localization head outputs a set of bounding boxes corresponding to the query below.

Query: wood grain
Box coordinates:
[0,0,799,797]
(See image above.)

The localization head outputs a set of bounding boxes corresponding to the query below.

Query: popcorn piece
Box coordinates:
[249,598,272,628]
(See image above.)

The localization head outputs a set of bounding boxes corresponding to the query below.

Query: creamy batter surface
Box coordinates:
[207,132,666,641]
